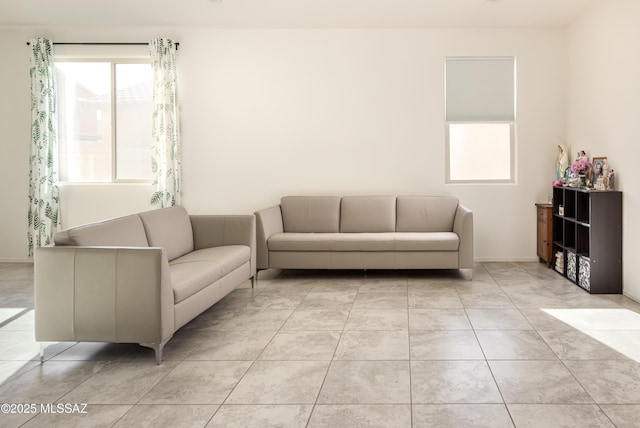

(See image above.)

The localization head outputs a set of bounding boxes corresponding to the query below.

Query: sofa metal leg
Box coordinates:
[39,342,47,363]
[141,339,170,365]
[251,276,255,288]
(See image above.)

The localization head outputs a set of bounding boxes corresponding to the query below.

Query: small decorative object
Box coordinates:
[567,251,577,282]
[590,156,607,183]
[559,205,564,216]
[579,256,591,291]
[553,178,565,187]
[556,144,569,180]
[606,169,615,190]
[570,154,592,188]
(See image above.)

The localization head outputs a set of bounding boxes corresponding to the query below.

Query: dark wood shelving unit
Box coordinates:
[551,186,622,294]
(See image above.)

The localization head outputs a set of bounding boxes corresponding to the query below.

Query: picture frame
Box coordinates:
[590,156,607,182]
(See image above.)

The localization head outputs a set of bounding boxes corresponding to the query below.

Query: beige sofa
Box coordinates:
[255,195,473,272]
[35,206,256,364]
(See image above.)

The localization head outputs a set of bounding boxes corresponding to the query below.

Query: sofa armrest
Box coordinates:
[189,215,256,276]
[34,246,174,345]
[453,204,474,269]
[254,205,284,270]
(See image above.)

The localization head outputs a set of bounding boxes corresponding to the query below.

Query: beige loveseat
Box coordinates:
[35,206,256,364]
[255,195,473,272]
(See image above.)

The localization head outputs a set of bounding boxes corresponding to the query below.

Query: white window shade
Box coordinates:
[446,57,515,122]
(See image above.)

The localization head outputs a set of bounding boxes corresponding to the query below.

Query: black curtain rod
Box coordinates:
[26,41,179,50]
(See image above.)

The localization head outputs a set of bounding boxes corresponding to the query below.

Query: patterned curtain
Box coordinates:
[28,38,60,256]
[149,38,181,207]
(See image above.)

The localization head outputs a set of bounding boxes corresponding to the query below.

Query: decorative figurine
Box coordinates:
[556,145,568,180]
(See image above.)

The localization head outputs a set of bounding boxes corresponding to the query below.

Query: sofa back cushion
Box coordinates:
[54,214,149,247]
[396,196,459,232]
[281,196,341,233]
[139,206,194,261]
[340,196,396,233]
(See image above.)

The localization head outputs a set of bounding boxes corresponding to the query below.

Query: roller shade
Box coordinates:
[446,57,515,122]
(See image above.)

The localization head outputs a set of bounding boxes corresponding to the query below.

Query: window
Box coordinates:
[55,60,152,182]
[445,57,516,183]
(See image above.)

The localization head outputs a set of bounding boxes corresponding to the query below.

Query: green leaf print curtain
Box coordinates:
[149,38,181,207]
[28,38,60,256]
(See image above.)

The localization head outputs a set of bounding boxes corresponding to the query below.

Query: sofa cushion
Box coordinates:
[139,206,194,261]
[331,233,396,251]
[170,245,250,303]
[340,196,396,233]
[269,233,333,251]
[268,232,459,252]
[394,232,460,251]
[54,214,149,247]
[281,196,341,233]
[396,196,459,232]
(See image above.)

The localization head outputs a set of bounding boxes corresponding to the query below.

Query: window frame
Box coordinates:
[444,56,516,184]
[54,57,153,184]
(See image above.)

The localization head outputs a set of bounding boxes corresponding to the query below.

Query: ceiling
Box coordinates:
[0,0,598,29]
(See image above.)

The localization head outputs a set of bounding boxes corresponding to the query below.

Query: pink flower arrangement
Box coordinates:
[571,158,592,175]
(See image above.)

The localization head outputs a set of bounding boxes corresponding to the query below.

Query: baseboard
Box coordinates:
[474,257,540,263]
[0,258,33,263]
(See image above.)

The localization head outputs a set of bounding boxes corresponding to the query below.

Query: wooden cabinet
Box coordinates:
[536,203,553,267]
[551,186,622,294]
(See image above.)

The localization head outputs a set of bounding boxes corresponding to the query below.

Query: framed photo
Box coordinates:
[590,157,607,181]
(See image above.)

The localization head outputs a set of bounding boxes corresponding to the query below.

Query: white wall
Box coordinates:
[567,0,640,301]
[0,26,566,262]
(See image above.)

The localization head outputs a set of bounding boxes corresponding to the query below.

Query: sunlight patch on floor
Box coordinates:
[544,308,640,362]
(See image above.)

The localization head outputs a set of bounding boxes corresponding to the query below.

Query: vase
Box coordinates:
[579,174,587,188]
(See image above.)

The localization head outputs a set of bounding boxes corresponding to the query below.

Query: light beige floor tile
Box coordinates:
[408,291,463,309]
[0,361,106,404]
[411,361,502,404]
[281,309,349,331]
[259,331,341,360]
[600,404,640,428]
[467,308,533,330]
[0,330,42,361]
[409,309,471,330]
[114,404,218,428]
[208,405,312,428]
[458,290,515,308]
[358,280,408,293]
[476,330,557,360]
[141,361,251,404]
[412,404,514,428]
[318,361,411,404]
[538,330,630,360]
[564,360,640,404]
[334,330,409,360]
[489,360,593,404]
[507,404,614,428]
[62,361,179,404]
[519,308,578,331]
[24,405,132,428]
[245,293,306,310]
[216,309,293,331]
[225,361,329,404]
[0,360,40,384]
[187,330,275,360]
[583,330,640,362]
[308,404,411,428]
[410,330,484,360]
[352,292,408,309]
[297,290,357,309]
[344,309,408,330]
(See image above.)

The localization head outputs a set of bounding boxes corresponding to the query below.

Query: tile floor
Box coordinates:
[1,262,640,427]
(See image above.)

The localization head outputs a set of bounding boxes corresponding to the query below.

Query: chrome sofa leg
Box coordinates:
[141,338,170,365]
[39,342,47,363]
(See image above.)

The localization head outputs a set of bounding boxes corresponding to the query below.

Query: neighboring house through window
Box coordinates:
[55,57,152,182]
